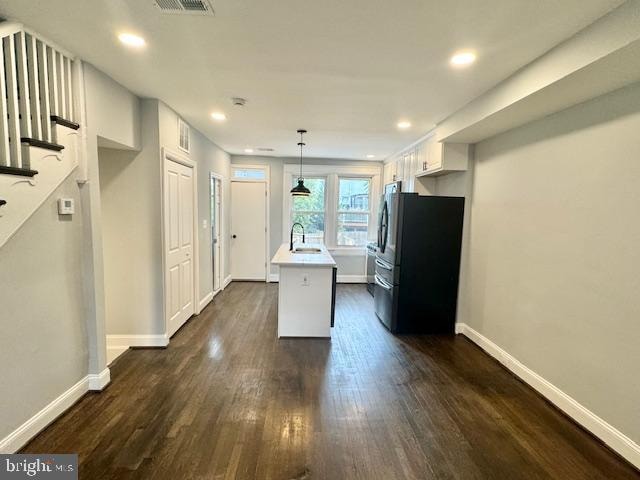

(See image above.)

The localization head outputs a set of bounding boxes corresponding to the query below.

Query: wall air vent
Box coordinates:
[154,0,214,16]
[178,118,190,153]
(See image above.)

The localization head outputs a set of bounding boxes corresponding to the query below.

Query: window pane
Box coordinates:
[338,178,370,211]
[292,178,325,212]
[337,213,369,246]
[292,213,325,243]
[233,168,266,180]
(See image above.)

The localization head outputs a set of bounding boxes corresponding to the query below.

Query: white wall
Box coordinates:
[230,155,381,279]
[0,173,88,443]
[463,82,640,446]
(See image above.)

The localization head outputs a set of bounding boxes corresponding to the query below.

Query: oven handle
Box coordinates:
[374,274,393,291]
[375,258,392,271]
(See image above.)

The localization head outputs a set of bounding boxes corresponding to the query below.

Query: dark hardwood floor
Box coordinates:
[24,283,638,479]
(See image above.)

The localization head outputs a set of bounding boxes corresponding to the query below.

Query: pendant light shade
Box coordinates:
[291,129,310,197]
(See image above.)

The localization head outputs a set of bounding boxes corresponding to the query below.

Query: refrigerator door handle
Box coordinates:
[374,274,393,291]
[375,258,392,271]
[379,200,389,253]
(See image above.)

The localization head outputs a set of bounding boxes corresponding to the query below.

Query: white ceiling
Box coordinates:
[0,0,623,159]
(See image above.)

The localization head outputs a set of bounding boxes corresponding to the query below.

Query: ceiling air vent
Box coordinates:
[154,0,214,16]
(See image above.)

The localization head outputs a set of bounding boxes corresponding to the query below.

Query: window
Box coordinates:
[291,177,326,243]
[232,168,266,180]
[284,165,379,251]
[337,178,371,246]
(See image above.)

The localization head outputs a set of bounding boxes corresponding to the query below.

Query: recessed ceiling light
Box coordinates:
[210,112,226,122]
[397,121,411,129]
[366,154,375,159]
[244,148,254,153]
[118,33,146,48]
[450,51,476,67]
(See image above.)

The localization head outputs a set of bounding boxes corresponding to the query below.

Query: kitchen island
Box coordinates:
[271,243,337,338]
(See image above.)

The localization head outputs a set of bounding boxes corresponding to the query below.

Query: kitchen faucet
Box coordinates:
[290,222,305,251]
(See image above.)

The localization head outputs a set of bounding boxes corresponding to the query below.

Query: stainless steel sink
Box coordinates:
[293,247,322,254]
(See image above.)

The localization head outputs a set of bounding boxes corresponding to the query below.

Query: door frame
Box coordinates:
[210,171,224,295]
[230,164,270,282]
[161,147,200,337]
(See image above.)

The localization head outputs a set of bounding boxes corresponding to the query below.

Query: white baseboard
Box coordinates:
[106,345,128,365]
[268,273,366,284]
[223,275,232,289]
[107,334,169,348]
[0,374,91,453]
[337,274,366,283]
[198,291,214,312]
[88,368,111,391]
[456,322,640,470]
[106,334,169,366]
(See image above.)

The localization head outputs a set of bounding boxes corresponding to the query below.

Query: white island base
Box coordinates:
[271,243,337,338]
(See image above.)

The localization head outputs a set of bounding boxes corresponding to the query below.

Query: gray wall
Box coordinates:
[98,100,163,336]
[190,128,231,297]
[463,82,640,443]
[0,173,88,441]
[230,155,382,278]
[99,99,232,337]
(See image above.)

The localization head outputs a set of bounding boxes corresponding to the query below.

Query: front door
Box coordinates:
[231,181,266,280]
[164,157,195,337]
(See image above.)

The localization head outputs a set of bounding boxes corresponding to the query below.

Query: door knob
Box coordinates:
[232,234,237,239]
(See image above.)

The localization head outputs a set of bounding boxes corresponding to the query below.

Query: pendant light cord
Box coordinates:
[299,131,304,181]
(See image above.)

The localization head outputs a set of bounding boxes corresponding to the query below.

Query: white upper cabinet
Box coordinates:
[416,142,469,177]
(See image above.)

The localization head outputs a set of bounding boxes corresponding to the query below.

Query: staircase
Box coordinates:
[0,23,81,248]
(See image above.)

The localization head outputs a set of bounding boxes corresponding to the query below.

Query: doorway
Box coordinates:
[163,149,198,338]
[230,165,269,281]
[210,173,223,293]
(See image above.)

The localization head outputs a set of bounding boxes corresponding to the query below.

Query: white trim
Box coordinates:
[268,273,279,283]
[230,164,270,282]
[223,275,232,289]
[106,345,128,365]
[456,323,640,470]
[209,171,224,293]
[337,274,366,283]
[161,147,199,341]
[107,334,169,348]
[198,291,214,311]
[0,375,89,453]
[88,368,111,391]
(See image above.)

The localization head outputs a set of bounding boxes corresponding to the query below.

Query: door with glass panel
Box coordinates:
[210,174,222,291]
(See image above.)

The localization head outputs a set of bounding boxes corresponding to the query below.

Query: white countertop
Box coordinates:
[271,243,336,267]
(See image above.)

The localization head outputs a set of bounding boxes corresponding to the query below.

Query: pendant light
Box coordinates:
[290,129,311,196]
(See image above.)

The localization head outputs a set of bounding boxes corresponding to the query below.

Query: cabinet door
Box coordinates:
[415,144,427,173]
[427,142,443,171]
[383,162,394,185]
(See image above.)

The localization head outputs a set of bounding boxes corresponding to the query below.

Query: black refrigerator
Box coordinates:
[374,192,465,334]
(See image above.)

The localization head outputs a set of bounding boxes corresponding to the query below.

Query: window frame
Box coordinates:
[289,176,328,244]
[282,164,381,254]
[335,176,372,247]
